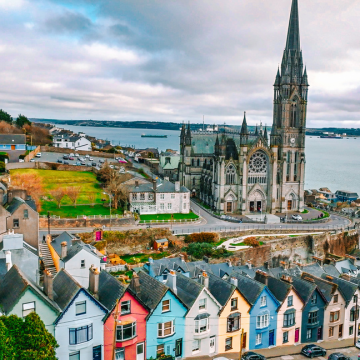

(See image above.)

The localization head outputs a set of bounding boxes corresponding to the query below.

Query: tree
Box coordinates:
[106,174,131,210]
[49,188,66,208]
[0,319,15,359]
[66,186,82,207]
[0,161,5,173]
[0,110,12,124]
[15,114,31,128]
[88,192,96,207]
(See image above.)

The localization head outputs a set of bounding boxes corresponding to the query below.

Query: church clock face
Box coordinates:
[249,152,267,173]
[290,137,296,147]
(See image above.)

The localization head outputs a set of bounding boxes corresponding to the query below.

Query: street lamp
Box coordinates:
[103,191,113,231]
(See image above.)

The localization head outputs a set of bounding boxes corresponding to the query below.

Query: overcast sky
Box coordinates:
[1,0,360,128]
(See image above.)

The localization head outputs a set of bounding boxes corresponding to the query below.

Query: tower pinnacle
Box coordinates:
[285,0,300,52]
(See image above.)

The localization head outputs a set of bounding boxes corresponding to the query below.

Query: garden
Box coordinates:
[139,212,199,224]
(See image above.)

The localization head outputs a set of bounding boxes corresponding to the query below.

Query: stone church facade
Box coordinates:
[179,0,309,215]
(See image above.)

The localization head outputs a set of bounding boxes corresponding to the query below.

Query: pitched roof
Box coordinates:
[97,271,126,311]
[0,134,26,145]
[50,231,77,257]
[301,263,325,278]
[5,196,37,214]
[128,270,168,311]
[264,276,292,304]
[301,272,337,303]
[321,274,358,306]
[283,273,317,305]
[61,241,99,262]
[323,264,341,278]
[53,269,81,310]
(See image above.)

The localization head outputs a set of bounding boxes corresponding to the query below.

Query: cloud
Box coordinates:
[0,0,360,127]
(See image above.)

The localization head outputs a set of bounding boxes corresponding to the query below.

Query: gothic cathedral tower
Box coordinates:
[271,0,308,212]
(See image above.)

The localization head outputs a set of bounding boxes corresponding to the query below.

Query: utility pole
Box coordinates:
[111,299,120,360]
[355,294,358,346]
[239,328,244,360]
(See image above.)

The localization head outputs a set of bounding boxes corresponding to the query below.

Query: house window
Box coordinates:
[69,324,93,344]
[192,339,200,352]
[75,301,86,315]
[255,333,262,346]
[199,298,206,310]
[22,302,35,317]
[231,298,238,311]
[160,194,165,200]
[23,209,28,219]
[121,300,131,315]
[115,348,125,360]
[116,322,136,341]
[162,300,170,312]
[69,352,80,360]
[160,203,165,210]
[156,344,164,357]
[329,327,334,337]
[354,295,358,303]
[333,294,338,303]
[13,219,19,228]
[227,314,240,332]
[283,331,289,343]
[195,318,209,333]
[311,293,317,304]
[140,193,145,200]
[171,194,175,199]
[148,193,154,200]
[81,260,85,268]
[167,203,172,210]
[288,295,293,307]
[330,311,340,323]
[183,203,187,210]
[350,326,354,336]
[256,313,269,329]
[225,337,232,351]
[260,296,267,307]
[350,307,359,321]
[283,312,295,327]
[158,320,175,338]
[184,194,187,199]
[306,329,312,339]
[132,193,137,201]
[308,311,318,324]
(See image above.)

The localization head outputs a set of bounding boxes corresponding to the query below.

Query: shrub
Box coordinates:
[185,242,231,259]
[243,237,260,247]
[184,232,218,244]
[0,152,8,163]
[0,161,5,173]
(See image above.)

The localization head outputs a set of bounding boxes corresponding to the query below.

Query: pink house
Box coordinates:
[102,273,149,360]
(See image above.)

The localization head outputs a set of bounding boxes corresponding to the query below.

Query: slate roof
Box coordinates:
[0,265,60,314]
[53,269,81,310]
[301,263,325,278]
[320,274,358,306]
[264,276,292,304]
[127,178,188,194]
[61,241,99,262]
[5,196,37,214]
[323,264,341,278]
[128,270,168,311]
[301,272,337,303]
[209,262,234,278]
[166,272,203,310]
[283,274,317,305]
[0,134,26,145]
[97,270,126,311]
[51,231,77,256]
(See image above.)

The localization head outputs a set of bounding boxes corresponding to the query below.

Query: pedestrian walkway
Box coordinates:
[187,338,355,360]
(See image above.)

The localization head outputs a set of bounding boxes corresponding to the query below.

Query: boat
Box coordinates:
[141,134,168,138]
[320,135,342,139]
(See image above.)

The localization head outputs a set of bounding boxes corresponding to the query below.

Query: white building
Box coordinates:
[126,177,190,215]
[53,133,92,151]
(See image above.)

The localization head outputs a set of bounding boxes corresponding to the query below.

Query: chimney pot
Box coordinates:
[5,250,12,271]
[43,270,54,300]
[230,277,238,287]
[226,259,232,268]
[168,270,177,294]
[247,260,252,269]
[179,254,185,262]
[152,179,157,191]
[131,273,140,294]
[61,241,67,259]
[255,270,269,286]
[89,265,99,295]
[200,271,209,288]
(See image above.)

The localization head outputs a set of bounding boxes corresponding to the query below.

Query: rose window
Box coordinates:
[249,152,267,174]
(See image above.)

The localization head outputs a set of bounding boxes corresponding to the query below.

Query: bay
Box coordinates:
[57,124,360,195]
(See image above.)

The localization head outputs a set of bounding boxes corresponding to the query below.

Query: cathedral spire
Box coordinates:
[285,0,300,52]
[255,125,258,136]
[241,111,248,135]
[264,125,268,140]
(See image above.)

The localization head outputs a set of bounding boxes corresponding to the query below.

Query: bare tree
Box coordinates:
[66,186,82,207]
[49,188,66,208]
[88,192,96,207]
[105,174,131,210]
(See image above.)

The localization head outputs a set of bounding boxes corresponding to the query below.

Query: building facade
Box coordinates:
[178,0,308,215]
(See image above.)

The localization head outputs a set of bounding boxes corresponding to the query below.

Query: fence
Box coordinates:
[139,218,199,224]
[104,264,126,272]
[76,214,123,220]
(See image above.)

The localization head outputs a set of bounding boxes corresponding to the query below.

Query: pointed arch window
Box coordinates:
[291,103,297,127]
[226,165,236,185]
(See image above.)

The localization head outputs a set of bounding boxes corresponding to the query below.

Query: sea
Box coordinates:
[57,124,360,195]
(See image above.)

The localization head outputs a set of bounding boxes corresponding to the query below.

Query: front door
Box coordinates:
[295,328,300,343]
[242,332,247,349]
[317,326,323,340]
[339,324,343,338]
[250,201,255,212]
[227,202,232,213]
[209,336,215,354]
[269,330,275,346]
[257,201,262,212]
[175,338,182,358]
[136,343,144,360]
[93,345,102,360]
[11,145,15,150]
[287,200,292,210]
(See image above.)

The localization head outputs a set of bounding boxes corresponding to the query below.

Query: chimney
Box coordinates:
[135,180,139,188]
[230,277,238,287]
[226,259,232,268]
[175,181,180,192]
[200,271,209,288]
[203,256,209,263]
[340,273,351,282]
[281,274,293,284]
[255,270,269,286]
[326,275,334,281]
[152,179,157,191]
[313,256,324,266]
[43,270,54,300]
[247,260,252,269]
[168,270,177,294]
[264,261,269,270]
[131,273,141,294]
[179,254,185,262]
[5,250,12,271]
[89,265,99,295]
[61,241,67,259]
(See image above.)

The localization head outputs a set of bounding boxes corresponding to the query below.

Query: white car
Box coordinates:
[355,339,360,349]
[85,154,90,158]
[36,153,42,158]
[30,159,35,162]
[292,214,303,221]
[69,153,74,157]
[75,153,79,157]
[89,157,93,161]
[109,165,114,169]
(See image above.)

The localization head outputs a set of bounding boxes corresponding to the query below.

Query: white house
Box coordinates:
[53,133,91,151]
[60,241,102,288]
[52,269,107,360]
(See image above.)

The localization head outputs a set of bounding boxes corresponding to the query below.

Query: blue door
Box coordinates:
[269,330,275,346]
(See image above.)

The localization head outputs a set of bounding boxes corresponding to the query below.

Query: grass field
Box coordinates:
[139,212,199,223]
[230,241,264,247]
[10,169,118,217]
[120,252,169,264]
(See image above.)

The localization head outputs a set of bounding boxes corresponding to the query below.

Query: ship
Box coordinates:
[320,134,342,139]
[141,134,168,138]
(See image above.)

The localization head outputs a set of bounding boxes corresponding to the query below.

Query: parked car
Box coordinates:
[36,153,42,158]
[301,344,326,358]
[19,159,24,163]
[356,338,360,349]
[57,159,63,163]
[75,153,79,157]
[92,162,97,166]
[328,353,351,360]
[69,153,74,157]
[99,159,105,163]
[109,165,114,169]
[292,214,303,221]
[68,156,74,160]
[85,154,90,158]
[80,161,86,165]
[30,159,35,162]
[241,352,266,360]
[64,161,70,165]
[89,157,94,161]
[63,155,69,160]
[76,161,81,166]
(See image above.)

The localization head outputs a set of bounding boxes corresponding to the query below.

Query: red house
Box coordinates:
[97,271,149,360]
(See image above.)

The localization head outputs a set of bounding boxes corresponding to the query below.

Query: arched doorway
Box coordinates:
[225,194,236,213]
[191,189,196,198]
[248,189,266,213]
[286,192,298,211]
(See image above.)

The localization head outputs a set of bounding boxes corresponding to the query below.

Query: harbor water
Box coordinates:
[56,124,360,195]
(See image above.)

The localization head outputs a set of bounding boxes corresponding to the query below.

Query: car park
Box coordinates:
[36,153,42,158]
[328,353,351,360]
[292,214,303,221]
[301,344,326,358]
[241,352,266,360]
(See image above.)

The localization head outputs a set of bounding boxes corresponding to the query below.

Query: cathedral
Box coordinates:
[179,0,309,215]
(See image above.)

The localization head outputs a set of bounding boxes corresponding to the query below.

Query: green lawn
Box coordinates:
[120,252,170,264]
[139,212,199,223]
[230,241,264,247]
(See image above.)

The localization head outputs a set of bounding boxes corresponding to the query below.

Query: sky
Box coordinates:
[1,0,360,128]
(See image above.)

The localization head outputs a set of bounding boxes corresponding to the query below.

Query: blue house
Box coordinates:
[335,190,359,202]
[229,271,280,350]
[0,135,26,151]
[129,270,188,359]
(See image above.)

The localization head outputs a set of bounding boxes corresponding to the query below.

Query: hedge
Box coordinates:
[184,232,219,244]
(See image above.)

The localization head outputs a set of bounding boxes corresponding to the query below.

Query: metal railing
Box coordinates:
[139,218,199,224]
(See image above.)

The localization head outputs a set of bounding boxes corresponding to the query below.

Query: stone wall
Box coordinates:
[40,146,124,159]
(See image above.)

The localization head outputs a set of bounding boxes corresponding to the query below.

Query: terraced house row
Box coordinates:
[2,246,360,360]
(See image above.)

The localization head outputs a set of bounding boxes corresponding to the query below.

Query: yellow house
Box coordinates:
[205,272,251,355]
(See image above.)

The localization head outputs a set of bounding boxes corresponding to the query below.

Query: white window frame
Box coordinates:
[256,313,269,329]
[171,194,175,199]
[199,298,206,310]
[157,320,175,338]
[132,193,137,201]
[160,194,165,200]
[116,322,137,341]
[167,203,172,210]
[121,300,131,315]
[255,333,262,345]
[260,296,267,307]
[22,301,35,317]
[81,259,85,268]
[69,351,80,360]
[306,329,312,339]
[160,203,165,210]
[195,318,209,333]
[192,339,200,353]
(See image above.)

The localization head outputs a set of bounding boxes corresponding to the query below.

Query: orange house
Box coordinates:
[153,238,169,251]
